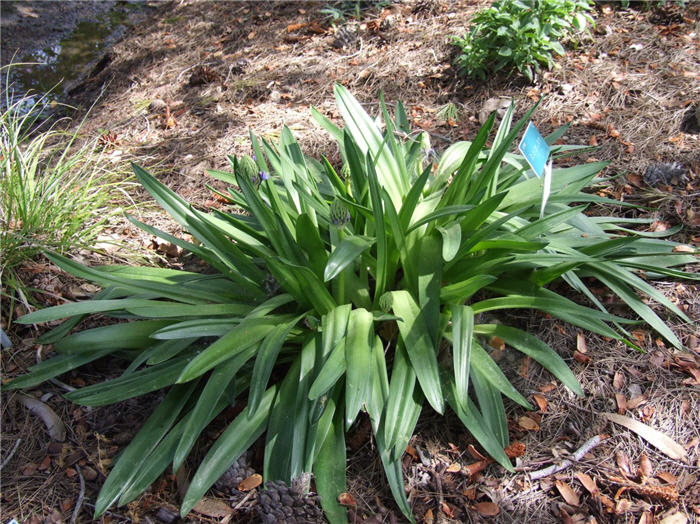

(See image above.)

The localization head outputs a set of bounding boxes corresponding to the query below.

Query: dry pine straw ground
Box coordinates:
[1,0,699,522]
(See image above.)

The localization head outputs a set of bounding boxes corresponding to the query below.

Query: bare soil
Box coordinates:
[2,1,699,523]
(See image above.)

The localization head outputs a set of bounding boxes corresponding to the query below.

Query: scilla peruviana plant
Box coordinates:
[8,84,698,522]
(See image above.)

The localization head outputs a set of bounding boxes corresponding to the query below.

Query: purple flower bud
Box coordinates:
[259,170,269,181]
[251,154,257,161]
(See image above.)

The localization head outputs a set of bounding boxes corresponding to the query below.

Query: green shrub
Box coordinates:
[0,85,126,319]
[451,0,594,81]
[8,86,698,522]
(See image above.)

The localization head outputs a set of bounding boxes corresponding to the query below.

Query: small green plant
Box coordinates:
[321,0,390,24]
[437,102,460,125]
[0,83,126,318]
[7,86,697,522]
[451,0,594,81]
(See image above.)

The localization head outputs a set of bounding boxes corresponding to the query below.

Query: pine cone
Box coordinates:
[642,162,687,187]
[256,479,324,524]
[214,452,256,493]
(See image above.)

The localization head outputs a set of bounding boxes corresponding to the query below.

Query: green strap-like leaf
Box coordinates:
[181,385,278,517]
[470,365,509,449]
[313,409,348,524]
[308,338,346,400]
[94,381,198,517]
[324,235,374,282]
[344,308,374,428]
[177,317,284,382]
[3,347,113,390]
[437,223,461,262]
[473,323,583,396]
[248,316,302,415]
[173,355,245,471]
[296,212,329,279]
[118,397,228,506]
[451,305,474,412]
[446,383,513,471]
[54,320,172,354]
[150,318,238,339]
[65,354,193,407]
[440,275,497,304]
[389,291,444,414]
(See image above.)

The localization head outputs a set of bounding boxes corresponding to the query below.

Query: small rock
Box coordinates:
[81,466,98,481]
[269,90,281,103]
[156,507,179,523]
[478,97,512,124]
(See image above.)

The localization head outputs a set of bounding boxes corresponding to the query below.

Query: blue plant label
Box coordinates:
[518,122,550,178]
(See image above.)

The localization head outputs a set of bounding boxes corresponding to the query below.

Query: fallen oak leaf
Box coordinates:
[603,413,687,460]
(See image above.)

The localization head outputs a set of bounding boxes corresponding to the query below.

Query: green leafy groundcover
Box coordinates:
[8,85,698,522]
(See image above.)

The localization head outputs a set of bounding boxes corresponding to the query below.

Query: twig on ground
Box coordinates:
[231,490,255,512]
[71,464,86,524]
[0,438,22,472]
[16,393,67,441]
[528,434,608,481]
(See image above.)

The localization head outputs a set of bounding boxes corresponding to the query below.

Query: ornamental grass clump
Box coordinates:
[0,83,126,318]
[8,85,698,522]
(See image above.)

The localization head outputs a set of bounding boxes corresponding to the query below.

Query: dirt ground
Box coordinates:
[1,1,699,523]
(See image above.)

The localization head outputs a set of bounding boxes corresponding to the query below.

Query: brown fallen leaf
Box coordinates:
[464,460,490,477]
[286,22,308,32]
[505,441,526,458]
[627,395,646,410]
[604,413,687,460]
[672,244,695,253]
[338,492,357,507]
[555,480,580,506]
[475,501,499,517]
[238,473,262,491]
[60,498,73,513]
[575,471,599,496]
[573,350,591,364]
[489,336,505,350]
[615,393,627,414]
[38,455,52,471]
[616,450,632,476]
[518,416,540,431]
[446,463,461,473]
[656,471,677,484]
[22,463,38,476]
[638,454,653,478]
[405,445,418,461]
[533,394,548,412]
[441,502,454,518]
[467,445,488,461]
[540,382,557,393]
[576,332,588,353]
[613,371,625,390]
[193,497,233,519]
[423,508,434,523]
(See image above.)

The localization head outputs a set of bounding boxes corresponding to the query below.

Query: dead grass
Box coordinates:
[2,1,699,522]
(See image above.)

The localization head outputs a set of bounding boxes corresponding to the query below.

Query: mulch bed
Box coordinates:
[2,1,699,522]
